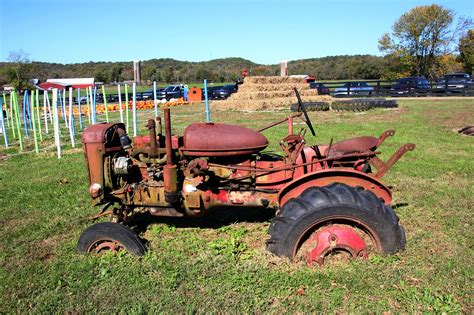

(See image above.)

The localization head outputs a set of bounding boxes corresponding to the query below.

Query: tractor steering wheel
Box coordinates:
[294,88,316,136]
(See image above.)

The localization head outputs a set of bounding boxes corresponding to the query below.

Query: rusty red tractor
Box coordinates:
[78,89,415,266]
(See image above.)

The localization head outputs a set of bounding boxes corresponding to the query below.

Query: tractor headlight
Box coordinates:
[89,183,102,198]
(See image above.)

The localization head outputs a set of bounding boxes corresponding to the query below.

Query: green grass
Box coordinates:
[0,99,473,312]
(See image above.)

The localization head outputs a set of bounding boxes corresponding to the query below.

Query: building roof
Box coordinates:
[37,78,95,90]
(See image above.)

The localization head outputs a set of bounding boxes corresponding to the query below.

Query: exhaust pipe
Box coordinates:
[146,119,158,159]
[163,108,178,203]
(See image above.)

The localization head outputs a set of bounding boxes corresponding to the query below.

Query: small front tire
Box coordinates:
[77,222,146,256]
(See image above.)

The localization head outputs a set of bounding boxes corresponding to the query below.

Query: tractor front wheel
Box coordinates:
[77,222,146,256]
[267,183,405,266]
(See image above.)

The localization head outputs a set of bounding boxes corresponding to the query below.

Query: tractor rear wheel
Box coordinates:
[267,183,405,266]
[77,222,146,256]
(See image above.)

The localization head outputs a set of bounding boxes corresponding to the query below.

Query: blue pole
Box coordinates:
[78,88,82,130]
[0,96,8,147]
[23,90,30,138]
[204,79,210,123]
[27,92,33,131]
[59,90,67,127]
[93,86,97,124]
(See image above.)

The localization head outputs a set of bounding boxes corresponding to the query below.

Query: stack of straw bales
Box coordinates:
[213,76,332,110]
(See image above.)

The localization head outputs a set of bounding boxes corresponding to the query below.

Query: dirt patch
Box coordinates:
[30,233,69,263]
[418,104,474,131]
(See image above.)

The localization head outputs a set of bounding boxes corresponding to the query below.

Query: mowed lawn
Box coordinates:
[0,98,472,313]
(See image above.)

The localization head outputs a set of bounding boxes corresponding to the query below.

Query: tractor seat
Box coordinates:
[325,136,378,158]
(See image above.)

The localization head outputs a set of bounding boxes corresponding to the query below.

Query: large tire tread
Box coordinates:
[267,183,405,259]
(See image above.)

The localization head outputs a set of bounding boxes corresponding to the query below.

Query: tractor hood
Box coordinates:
[181,123,268,157]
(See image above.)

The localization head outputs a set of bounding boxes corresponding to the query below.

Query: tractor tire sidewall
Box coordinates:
[77,222,146,256]
[277,205,401,258]
[267,184,405,259]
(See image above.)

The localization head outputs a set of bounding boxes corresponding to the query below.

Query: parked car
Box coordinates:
[140,88,164,100]
[309,82,330,95]
[433,73,472,94]
[389,77,431,96]
[212,84,238,99]
[157,85,184,100]
[201,86,219,100]
[333,82,374,96]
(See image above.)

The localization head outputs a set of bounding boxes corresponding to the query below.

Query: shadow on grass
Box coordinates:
[127,206,277,235]
[392,202,409,210]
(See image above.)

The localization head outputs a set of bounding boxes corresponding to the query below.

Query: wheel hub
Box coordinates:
[89,240,123,253]
[306,225,368,266]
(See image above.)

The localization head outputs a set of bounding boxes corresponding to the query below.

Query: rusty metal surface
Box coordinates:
[371,143,416,178]
[132,135,151,149]
[82,123,116,143]
[327,136,378,157]
[82,123,126,200]
[208,151,378,174]
[376,129,395,146]
[257,113,301,133]
[181,123,268,156]
[164,108,173,165]
[146,119,158,158]
[164,165,177,192]
[87,239,125,253]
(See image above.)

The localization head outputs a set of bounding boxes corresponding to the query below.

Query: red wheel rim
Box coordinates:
[88,240,124,253]
[305,225,368,266]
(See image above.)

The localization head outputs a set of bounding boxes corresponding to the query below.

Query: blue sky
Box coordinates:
[0,0,472,65]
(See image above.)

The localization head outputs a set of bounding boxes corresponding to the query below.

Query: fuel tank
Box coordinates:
[181,123,268,157]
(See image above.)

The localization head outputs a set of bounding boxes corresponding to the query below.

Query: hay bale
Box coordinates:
[217,75,333,111]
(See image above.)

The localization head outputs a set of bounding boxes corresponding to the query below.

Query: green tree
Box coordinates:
[94,68,109,83]
[110,65,124,82]
[161,67,174,83]
[379,4,472,78]
[4,50,32,92]
[194,67,212,81]
[458,29,474,74]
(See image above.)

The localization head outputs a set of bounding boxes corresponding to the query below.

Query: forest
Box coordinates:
[0,55,390,86]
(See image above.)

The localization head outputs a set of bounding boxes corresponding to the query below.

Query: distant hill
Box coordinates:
[0,55,385,85]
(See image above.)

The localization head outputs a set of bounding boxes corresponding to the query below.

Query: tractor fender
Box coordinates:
[278,169,392,207]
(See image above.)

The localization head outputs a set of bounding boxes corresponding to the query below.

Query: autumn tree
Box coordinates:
[458,29,474,74]
[379,4,472,78]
